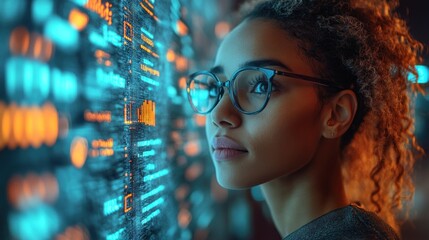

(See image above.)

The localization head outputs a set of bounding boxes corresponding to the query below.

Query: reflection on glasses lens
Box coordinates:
[188,73,219,113]
[187,69,271,114]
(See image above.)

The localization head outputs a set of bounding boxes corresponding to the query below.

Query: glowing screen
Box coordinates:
[0,0,201,239]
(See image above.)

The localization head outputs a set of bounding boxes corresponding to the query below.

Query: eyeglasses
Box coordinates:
[186,66,345,115]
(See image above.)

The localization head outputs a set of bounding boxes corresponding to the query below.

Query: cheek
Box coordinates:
[250,92,322,166]
[205,116,213,142]
[276,108,320,146]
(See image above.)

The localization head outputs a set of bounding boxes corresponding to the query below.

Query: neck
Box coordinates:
[260,140,348,238]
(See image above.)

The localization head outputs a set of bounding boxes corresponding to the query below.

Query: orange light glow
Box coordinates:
[89,149,98,157]
[70,137,88,169]
[7,173,59,208]
[26,173,40,199]
[84,0,113,25]
[140,64,160,77]
[27,107,40,148]
[20,175,32,204]
[194,229,209,240]
[39,36,53,62]
[16,174,30,205]
[175,185,189,201]
[193,115,206,127]
[124,193,132,212]
[9,27,30,56]
[137,100,156,126]
[35,175,47,201]
[166,49,176,62]
[44,40,53,62]
[175,118,185,128]
[69,8,89,31]
[66,227,79,240]
[144,0,154,9]
[124,103,132,124]
[7,103,17,149]
[141,34,154,47]
[178,208,192,228]
[7,175,22,207]
[123,21,133,41]
[1,103,59,149]
[24,107,34,148]
[170,131,182,145]
[43,103,59,146]
[139,2,158,21]
[33,35,43,59]
[215,21,231,39]
[176,20,188,36]
[13,104,28,148]
[95,49,110,58]
[175,56,188,72]
[56,225,89,240]
[2,104,12,149]
[184,140,200,157]
[89,148,114,157]
[84,110,111,123]
[0,102,7,149]
[9,27,53,61]
[92,138,113,148]
[41,38,53,61]
[34,106,46,148]
[99,148,114,156]
[185,162,203,181]
[178,76,186,89]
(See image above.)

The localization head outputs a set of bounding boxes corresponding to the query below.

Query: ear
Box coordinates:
[321,90,358,139]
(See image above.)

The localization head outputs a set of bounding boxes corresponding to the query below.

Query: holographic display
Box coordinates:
[0,0,199,239]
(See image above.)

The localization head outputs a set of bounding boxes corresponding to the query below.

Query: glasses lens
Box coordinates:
[233,69,270,113]
[188,73,219,113]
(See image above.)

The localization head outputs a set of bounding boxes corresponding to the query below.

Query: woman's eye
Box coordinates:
[249,78,269,94]
[251,82,268,94]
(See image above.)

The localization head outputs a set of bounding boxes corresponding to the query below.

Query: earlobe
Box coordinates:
[322,90,358,139]
[323,118,338,139]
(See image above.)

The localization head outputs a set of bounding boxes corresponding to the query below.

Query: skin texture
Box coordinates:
[205,19,358,237]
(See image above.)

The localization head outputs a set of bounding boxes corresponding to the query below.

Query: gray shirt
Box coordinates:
[283,204,400,240]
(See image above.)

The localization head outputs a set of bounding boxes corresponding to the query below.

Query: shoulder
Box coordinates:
[283,204,400,240]
[348,204,400,240]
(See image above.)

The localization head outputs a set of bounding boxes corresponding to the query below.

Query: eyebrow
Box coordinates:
[209,59,293,74]
[210,65,224,74]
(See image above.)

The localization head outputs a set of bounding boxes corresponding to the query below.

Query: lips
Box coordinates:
[211,136,248,161]
[211,136,247,151]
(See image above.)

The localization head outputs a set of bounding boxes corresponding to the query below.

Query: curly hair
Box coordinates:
[243,0,425,234]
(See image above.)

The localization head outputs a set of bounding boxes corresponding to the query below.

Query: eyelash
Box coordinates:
[248,77,280,91]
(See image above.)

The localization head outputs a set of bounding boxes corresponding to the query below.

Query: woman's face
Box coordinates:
[206,19,325,189]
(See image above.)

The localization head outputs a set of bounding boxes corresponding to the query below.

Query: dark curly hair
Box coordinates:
[242,0,425,234]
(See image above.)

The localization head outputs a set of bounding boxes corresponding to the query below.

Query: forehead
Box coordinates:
[215,19,317,76]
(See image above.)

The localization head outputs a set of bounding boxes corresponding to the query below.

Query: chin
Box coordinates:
[216,172,262,190]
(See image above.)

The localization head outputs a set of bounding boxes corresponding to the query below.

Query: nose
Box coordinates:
[209,86,242,129]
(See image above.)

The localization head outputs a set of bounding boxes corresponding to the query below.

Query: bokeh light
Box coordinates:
[70,137,88,169]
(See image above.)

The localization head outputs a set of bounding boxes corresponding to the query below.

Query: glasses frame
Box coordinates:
[186,66,345,115]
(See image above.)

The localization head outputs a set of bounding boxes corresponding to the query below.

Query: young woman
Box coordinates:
[186,0,424,239]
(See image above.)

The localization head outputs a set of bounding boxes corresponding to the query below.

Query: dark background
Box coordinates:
[398,0,429,61]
